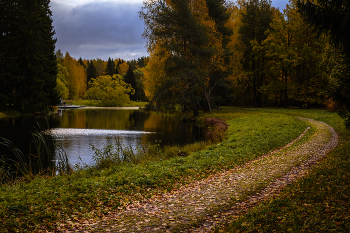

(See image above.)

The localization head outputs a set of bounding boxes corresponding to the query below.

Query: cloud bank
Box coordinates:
[51,1,147,60]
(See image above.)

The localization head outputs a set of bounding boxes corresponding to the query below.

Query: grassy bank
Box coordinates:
[217,108,350,232]
[0,108,315,232]
[0,109,21,119]
[71,99,148,107]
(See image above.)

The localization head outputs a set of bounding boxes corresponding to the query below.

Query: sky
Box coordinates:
[51,0,289,61]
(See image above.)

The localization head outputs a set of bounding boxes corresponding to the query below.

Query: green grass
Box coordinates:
[0,108,21,119]
[0,109,311,232]
[71,99,148,107]
[216,108,350,233]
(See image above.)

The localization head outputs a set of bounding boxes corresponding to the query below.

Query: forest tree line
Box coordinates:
[140,0,346,115]
[54,50,148,105]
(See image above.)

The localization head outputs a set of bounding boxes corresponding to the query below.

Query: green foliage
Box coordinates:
[296,0,350,128]
[124,66,137,101]
[0,124,71,181]
[55,64,69,100]
[85,74,135,107]
[238,0,274,107]
[0,0,60,113]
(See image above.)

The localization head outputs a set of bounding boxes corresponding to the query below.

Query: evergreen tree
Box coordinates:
[0,0,21,107]
[105,57,116,76]
[78,57,86,69]
[86,60,97,88]
[0,0,59,113]
[124,65,137,101]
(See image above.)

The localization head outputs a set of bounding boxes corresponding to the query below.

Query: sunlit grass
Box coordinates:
[0,109,310,232]
[70,99,148,107]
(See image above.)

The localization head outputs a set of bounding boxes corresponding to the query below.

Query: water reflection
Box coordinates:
[1,108,203,167]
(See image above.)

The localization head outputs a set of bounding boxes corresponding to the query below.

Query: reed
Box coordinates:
[0,121,71,182]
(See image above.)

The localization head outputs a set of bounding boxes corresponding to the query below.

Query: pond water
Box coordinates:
[0,108,204,166]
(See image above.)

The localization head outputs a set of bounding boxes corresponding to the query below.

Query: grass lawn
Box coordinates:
[71,99,148,107]
[0,108,345,232]
[216,108,350,232]
[0,108,21,119]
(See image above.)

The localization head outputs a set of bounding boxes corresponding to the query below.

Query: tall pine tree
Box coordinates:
[86,60,97,88]
[124,65,137,101]
[105,57,116,76]
[0,0,59,113]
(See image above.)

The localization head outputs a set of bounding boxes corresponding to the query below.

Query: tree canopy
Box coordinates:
[140,0,232,115]
[85,74,135,107]
[297,0,350,128]
[0,0,59,113]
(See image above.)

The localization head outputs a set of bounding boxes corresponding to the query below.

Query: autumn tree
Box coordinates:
[118,61,129,75]
[63,52,87,99]
[238,0,274,107]
[93,59,107,77]
[0,0,60,113]
[85,74,134,107]
[140,0,232,115]
[55,64,69,100]
[297,0,350,128]
[258,0,328,108]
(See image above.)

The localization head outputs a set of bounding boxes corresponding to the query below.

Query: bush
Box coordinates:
[203,117,228,142]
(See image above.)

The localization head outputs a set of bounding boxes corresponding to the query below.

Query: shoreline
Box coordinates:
[82,106,141,110]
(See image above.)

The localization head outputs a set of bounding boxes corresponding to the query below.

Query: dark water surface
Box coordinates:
[0,108,203,166]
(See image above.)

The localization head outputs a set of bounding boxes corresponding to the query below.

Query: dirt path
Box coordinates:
[77,117,338,232]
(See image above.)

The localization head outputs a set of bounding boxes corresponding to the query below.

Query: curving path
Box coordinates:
[74,117,338,232]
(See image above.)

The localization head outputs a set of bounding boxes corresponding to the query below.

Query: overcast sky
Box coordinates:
[51,0,289,61]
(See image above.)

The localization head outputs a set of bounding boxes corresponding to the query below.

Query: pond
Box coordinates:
[0,108,204,167]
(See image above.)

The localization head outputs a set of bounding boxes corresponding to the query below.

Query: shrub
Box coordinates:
[203,117,228,142]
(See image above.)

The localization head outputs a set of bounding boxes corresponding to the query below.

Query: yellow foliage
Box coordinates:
[143,42,170,99]
[63,52,87,99]
[118,62,129,75]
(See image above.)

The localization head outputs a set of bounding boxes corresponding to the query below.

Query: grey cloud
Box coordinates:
[51,1,147,60]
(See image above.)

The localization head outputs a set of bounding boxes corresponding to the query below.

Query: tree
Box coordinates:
[0,0,60,113]
[118,61,129,75]
[78,57,86,69]
[238,0,274,107]
[140,0,232,115]
[105,57,116,76]
[124,65,137,101]
[85,74,135,107]
[134,68,148,101]
[86,60,97,88]
[63,52,86,99]
[297,0,350,127]
[260,0,328,108]
[55,64,69,100]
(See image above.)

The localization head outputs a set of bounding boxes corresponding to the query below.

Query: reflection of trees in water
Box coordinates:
[0,109,204,171]
[0,121,57,177]
[129,110,151,130]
